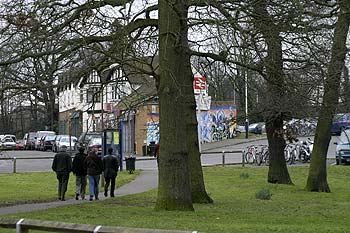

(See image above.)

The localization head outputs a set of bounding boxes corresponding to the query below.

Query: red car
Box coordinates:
[16,140,24,150]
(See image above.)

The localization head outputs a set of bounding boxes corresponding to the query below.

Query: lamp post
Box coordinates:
[197,92,202,153]
[245,67,249,139]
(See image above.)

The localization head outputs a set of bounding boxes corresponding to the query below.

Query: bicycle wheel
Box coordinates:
[245,152,255,164]
[289,149,296,165]
[284,149,290,163]
[262,151,269,166]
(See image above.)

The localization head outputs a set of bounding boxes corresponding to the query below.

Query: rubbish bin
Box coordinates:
[125,157,136,174]
[149,141,156,157]
[142,145,147,157]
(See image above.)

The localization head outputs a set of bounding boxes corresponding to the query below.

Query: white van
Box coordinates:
[35,131,56,150]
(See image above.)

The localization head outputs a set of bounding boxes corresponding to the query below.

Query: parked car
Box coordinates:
[35,131,56,150]
[335,129,350,165]
[40,135,56,151]
[0,138,16,150]
[16,140,24,150]
[248,122,265,134]
[23,132,38,150]
[52,135,68,152]
[235,125,246,134]
[86,137,102,155]
[56,136,77,151]
[331,113,350,136]
[2,134,17,142]
[75,132,102,150]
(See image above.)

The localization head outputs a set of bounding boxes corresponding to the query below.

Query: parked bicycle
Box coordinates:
[244,145,269,166]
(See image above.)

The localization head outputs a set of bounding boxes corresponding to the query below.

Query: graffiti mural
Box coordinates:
[146,113,159,144]
[197,106,237,142]
[145,106,236,144]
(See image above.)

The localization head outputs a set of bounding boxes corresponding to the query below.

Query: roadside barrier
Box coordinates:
[200,150,245,167]
[0,150,246,174]
[0,217,201,233]
[0,156,55,173]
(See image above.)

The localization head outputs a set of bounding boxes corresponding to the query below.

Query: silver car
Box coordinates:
[335,129,350,165]
[1,138,16,150]
[56,136,77,151]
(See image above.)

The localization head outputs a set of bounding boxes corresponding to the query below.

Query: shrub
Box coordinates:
[255,187,272,200]
[239,172,249,179]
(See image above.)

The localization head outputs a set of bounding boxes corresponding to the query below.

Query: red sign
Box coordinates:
[193,77,206,93]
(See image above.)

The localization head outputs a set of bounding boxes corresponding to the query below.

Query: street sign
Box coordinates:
[193,77,207,94]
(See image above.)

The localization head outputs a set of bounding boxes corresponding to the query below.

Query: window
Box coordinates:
[152,105,157,113]
[80,90,84,103]
[111,85,119,100]
[87,87,101,103]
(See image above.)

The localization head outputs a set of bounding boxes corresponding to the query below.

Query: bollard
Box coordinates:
[242,150,245,167]
[222,151,225,167]
[13,157,17,173]
[16,218,25,233]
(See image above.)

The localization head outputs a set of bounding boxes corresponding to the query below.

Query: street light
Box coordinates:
[245,67,249,139]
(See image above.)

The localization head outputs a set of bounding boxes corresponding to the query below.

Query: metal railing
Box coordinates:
[0,156,55,173]
[0,217,200,233]
[200,150,246,167]
[0,150,246,174]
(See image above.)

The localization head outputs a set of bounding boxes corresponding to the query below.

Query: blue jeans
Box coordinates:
[88,175,100,198]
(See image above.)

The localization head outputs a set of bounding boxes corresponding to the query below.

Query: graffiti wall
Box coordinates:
[145,106,236,144]
[146,113,159,144]
[197,106,237,142]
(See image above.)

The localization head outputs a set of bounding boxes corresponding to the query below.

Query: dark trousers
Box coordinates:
[56,173,69,199]
[104,177,116,197]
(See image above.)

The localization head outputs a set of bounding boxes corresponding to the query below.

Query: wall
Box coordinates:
[198,105,237,142]
[134,104,159,155]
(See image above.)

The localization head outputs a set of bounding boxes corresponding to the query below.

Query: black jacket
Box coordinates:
[103,154,119,178]
[72,152,87,176]
[84,154,103,176]
[52,152,72,175]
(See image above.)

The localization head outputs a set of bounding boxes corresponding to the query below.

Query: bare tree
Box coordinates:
[306,0,350,192]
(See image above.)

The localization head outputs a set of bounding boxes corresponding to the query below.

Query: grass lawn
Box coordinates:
[0,170,139,207]
[1,165,350,233]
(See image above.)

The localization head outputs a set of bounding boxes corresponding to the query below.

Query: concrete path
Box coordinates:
[0,170,158,216]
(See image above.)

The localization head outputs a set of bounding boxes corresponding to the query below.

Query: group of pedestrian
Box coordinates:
[51,146,120,201]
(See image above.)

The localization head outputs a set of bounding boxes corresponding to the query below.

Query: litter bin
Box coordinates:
[142,145,147,156]
[125,157,136,174]
[149,141,156,157]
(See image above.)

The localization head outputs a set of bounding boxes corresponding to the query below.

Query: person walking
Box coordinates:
[103,148,119,197]
[85,149,103,201]
[52,145,72,201]
[72,147,87,200]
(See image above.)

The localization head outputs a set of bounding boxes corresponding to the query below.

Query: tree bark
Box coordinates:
[266,115,292,184]
[155,0,193,210]
[253,0,292,184]
[306,0,350,192]
[185,89,213,203]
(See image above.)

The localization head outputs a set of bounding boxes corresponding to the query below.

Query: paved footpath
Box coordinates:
[0,170,158,216]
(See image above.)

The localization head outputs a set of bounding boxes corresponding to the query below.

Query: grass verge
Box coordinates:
[0,170,139,207]
[1,166,350,233]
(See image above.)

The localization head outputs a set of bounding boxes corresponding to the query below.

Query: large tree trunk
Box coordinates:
[155,0,193,210]
[185,90,213,203]
[306,1,350,192]
[266,114,292,184]
[253,0,292,184]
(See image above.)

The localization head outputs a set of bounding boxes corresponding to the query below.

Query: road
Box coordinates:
[0,135,341,173]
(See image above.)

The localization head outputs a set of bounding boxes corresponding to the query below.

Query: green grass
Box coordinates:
[0,171,139,207]
[2,166,350,233]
